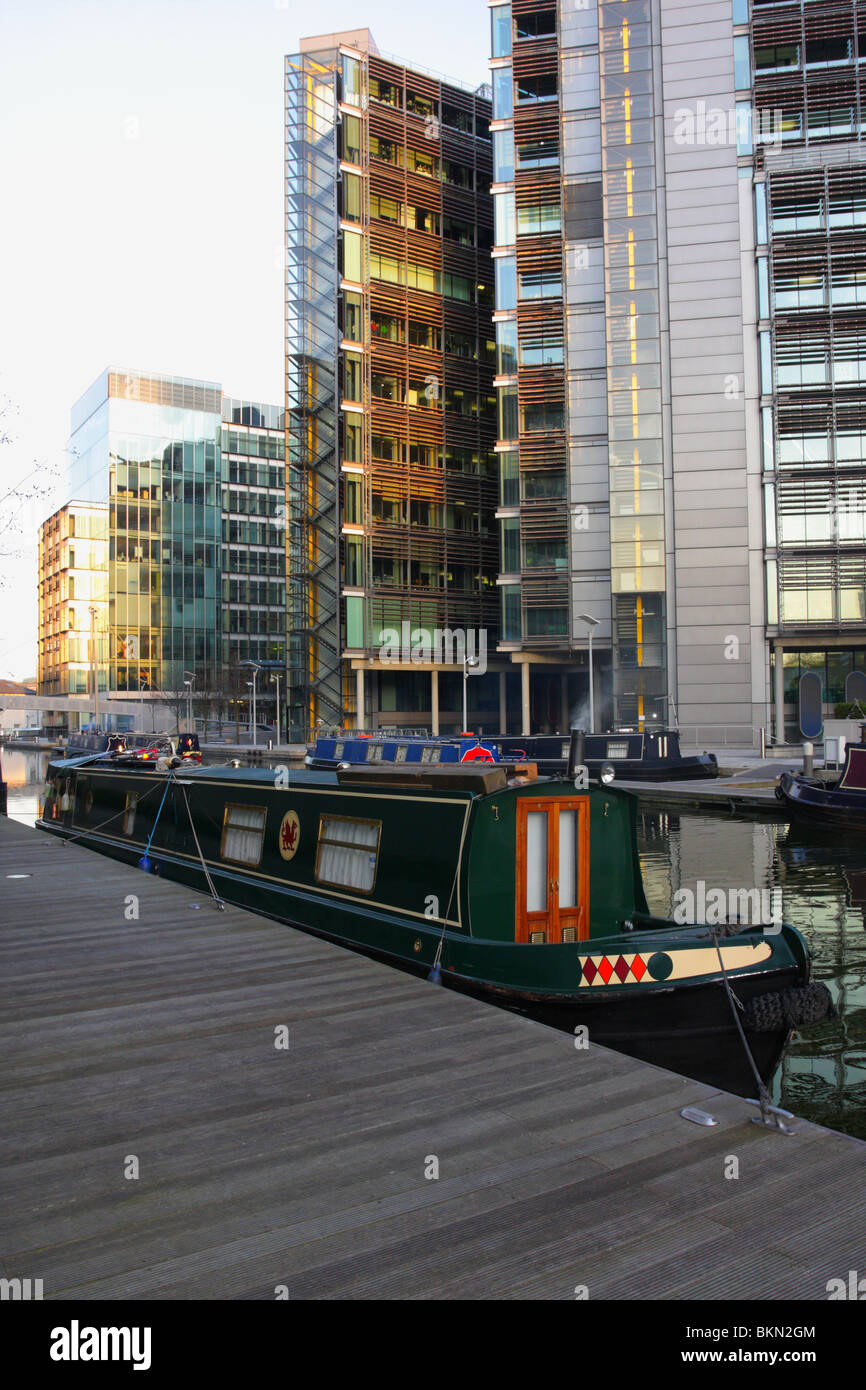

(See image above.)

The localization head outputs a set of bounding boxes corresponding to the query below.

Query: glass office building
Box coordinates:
[747,0,866,737]
[37,501,109,702]
[60,369,285,702]
[487,0,866,745]
[285,30,500,738]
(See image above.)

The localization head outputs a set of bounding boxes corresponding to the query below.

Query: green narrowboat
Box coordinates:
[37,755,823,1094]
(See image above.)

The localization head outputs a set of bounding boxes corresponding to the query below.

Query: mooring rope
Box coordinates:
[178,782,225,910]
[709,924,772,1119]
[56,774,166,846]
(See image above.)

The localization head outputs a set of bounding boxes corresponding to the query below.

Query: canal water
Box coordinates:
[4,749,864,1138]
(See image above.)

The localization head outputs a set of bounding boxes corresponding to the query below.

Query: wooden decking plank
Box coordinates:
[1,814,864,1302]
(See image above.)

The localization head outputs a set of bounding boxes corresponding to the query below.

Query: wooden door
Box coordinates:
[515,797,590,943]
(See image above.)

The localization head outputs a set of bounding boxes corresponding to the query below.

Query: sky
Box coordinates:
[0,0,492,681]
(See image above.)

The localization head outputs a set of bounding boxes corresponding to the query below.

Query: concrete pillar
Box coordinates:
[521,661,531,736]
[431,669,439,736]
[773,644,785,746]
[560,672,569,734]
[356,666,365,731]
[499,671,507,735]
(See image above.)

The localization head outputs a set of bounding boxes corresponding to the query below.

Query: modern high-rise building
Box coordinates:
[285,30,503,738]
[489,0,866,746]
[45,369,285,714]
[37,501,109,699]
[747,0,866,739]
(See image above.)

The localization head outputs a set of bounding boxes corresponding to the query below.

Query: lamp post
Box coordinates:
[88,606,99,732]
[182,670,196,733]
[577,613,600,734]
[270,670,282,746]
[239,661,263,745]
[462,654,479,731]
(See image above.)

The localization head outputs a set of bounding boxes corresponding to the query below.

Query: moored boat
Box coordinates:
[307,728,718,780]
[495,729,719,781]
[777,742,866,831]
[63,731,202,765]
[37,749,827,1094]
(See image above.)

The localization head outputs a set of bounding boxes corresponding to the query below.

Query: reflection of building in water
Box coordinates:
[638,811,864,1139]
[638,811,776,920]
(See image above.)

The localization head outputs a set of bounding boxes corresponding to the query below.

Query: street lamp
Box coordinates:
[88,606,99,732]
[577,614,600,734]
[240,662,262,745]
[182,670,196,733]
[462,654,479,731]
[269,670,283,746]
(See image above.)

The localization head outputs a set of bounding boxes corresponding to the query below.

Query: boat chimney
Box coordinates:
[567,729,586,779]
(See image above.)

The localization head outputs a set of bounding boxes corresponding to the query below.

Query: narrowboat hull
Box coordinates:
[776,770,866,832]
[37,759,813,1097]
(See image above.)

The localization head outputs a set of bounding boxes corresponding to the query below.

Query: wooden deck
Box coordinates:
[1,814,863,1301]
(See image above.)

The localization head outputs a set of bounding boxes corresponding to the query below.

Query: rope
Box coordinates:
[57,775,166,846]
[178,782,225,910]
[138,772,175,866]
[428,812,470,982]
[709,924,772,1118]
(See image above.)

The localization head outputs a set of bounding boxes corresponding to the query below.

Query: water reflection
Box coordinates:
[637,810,866,1140]
[1,748,50,826]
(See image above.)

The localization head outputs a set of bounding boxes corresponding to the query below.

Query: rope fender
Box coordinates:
[743,981,836,1033]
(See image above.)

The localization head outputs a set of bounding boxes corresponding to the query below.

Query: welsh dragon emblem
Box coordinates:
[278,810,300,861]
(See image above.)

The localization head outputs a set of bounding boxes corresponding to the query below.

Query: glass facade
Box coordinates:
[37,502,109,699]
[754,2,866,660]
[58,370,284,701]
[598,1,667,727]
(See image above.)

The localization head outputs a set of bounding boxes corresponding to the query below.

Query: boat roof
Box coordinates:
[48,758,540,800]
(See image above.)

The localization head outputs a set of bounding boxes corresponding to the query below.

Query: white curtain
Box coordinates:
[318,817,380,891]
[224,805,266,864]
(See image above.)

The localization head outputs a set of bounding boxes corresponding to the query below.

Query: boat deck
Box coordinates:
[1,814,864,1300]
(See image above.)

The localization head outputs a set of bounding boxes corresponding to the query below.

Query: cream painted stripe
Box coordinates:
[579,941,773,987]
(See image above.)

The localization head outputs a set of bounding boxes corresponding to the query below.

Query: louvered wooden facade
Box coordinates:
[347,52,498,656]
[755,0,866,637]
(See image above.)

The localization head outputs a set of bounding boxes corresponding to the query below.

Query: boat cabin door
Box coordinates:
[515,797,590,943]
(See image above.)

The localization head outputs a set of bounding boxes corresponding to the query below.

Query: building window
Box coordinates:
[491,4,511,58]
[492,66,513,119]
[220,803,267,866]
[316,814,381,892]
[516,73,557,103]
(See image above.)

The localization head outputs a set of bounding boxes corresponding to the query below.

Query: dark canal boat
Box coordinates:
[495,729,719,780]
[307,729,718,780]
[777,743,866,831]
[37,750,823,1094]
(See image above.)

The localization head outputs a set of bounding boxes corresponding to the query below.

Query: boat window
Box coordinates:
[366,743,384,762]
[606,740,629,759]
[334,742,344,759]
[221,803,267,866]
[123,793,137,836]
[561,741,570,759]
[395,744,408,762]
[316,815,381,893]
[421,746,441,764]
[558,809,577,907]
[525,811,548,911]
